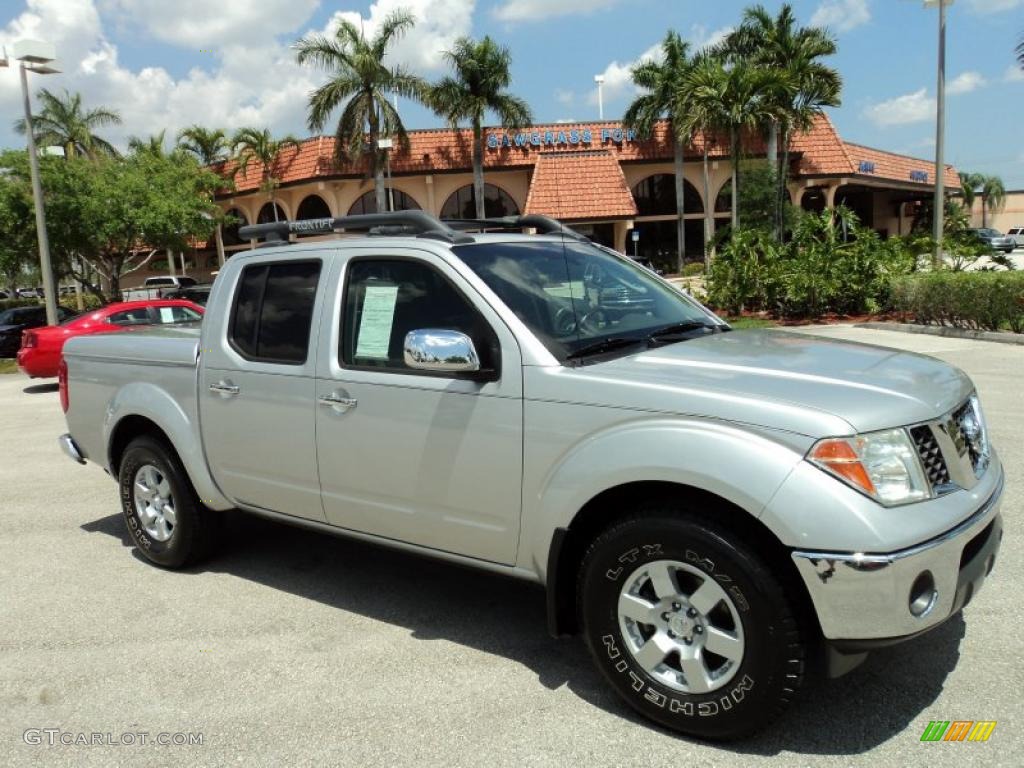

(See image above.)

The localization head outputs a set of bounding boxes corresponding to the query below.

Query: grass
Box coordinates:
[722,316,777,329]
[0,358,19,374]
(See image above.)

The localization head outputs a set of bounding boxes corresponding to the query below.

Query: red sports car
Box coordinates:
[17,299,204,378]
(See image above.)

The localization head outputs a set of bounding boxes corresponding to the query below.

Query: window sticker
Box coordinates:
[354,285,399,360]
[159,307,175,323]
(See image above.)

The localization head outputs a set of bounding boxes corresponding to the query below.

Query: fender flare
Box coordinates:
[528,418,805,636]
[104,381,233,510]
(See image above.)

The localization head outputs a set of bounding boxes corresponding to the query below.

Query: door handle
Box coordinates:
[209,381,240,396]
[318,393,357,411]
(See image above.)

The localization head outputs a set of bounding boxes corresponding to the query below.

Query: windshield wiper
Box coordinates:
[646,320,722,344]
[565,337,645,362]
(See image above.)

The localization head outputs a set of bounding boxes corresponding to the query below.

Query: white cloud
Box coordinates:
[1005,65,1024,83]
[554,88,574,106]
[588,42,661,107]
[494,0,621,23]
[966,0,1023,13]
[810,0,871,34]
[0,0,475,154]
[98,0,321,46]
[863,88,936,126]
[327,0,475,74]
[947,70,987,95]
[688,24,733,50]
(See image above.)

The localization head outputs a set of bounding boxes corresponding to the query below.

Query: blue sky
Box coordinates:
[2,0,1023,186]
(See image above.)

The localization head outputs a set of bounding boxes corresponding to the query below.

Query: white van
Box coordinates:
[1007,226,1024,247]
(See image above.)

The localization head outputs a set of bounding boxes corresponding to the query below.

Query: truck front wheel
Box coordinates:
[118,436,219,568]
[579,510,806,739]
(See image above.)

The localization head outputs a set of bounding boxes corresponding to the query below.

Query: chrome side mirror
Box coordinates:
[403,329,480,373]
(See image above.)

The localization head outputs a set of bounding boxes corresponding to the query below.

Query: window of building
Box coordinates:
[440,184,519,219]
[340,258,498,375]
[257,202,287,224]
[296,194,332,221]
[222,208,249,246]
[347,189,421,215]
[230,261,321,364]
[632,174,704,217]
[714,185,733,213]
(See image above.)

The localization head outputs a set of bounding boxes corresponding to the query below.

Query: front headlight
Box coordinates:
[808,428,931,506]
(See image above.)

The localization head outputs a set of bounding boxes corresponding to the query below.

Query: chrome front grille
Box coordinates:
[910,395,990,494]
[910,425,950,487]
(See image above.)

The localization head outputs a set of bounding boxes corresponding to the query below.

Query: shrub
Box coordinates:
[706,207,915,319]
[891,272,1024,333]
[681,262,705,277]
[0,294,105,313]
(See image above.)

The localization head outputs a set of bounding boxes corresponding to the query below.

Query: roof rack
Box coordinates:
[237,211,475,246]
[442,215,590,241]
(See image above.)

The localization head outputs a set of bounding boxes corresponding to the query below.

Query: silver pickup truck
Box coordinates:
[58,213,1004,740]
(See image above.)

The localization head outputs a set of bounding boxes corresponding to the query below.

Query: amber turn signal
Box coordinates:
[808,438,877,496]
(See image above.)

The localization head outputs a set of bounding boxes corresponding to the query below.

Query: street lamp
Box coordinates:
[377,137,394,212]
[923,0,952,267]
[594,74,605,121]
[1,40,62,325]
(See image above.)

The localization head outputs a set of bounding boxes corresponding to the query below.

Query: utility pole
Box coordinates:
[929,0,949,268]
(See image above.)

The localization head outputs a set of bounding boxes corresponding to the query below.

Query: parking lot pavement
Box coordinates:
[1,325,1020,767]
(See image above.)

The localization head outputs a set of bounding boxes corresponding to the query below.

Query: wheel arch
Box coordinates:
[546,480,822,649]
[104,384,233,511]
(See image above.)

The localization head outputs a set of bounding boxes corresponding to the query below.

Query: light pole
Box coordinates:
[924,0,952,267]
[2,40,61,325]
[377,137,394,212]
[594,74,605,121]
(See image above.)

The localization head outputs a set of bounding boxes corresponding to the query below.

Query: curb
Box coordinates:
[854,322,1024,346]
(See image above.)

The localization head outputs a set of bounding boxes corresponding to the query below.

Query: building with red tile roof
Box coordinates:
[148,113,957,284]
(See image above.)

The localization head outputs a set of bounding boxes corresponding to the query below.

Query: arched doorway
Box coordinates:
[347,189,421,215]
[296,194,332,220]
[222,208,249,246]
[440,183,519,219]
[631,174,703,216]
[257,202,287,224]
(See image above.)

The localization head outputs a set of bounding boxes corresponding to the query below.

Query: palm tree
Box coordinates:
[979,175,1006,228]
[717,61,791,232]
[678,52,730,267]
[231,127,302,222]
[624,31,693,273]
[294,9,428,212]
[959,171,983,220]
[13,88,121,160]
[127,130,168,157]
[724,4,840,235]
[177,126,229,165]
[430,36,533,220]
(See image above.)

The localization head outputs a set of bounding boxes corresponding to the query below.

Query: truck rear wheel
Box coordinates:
[118,436,219,568]
[579,510,805,740]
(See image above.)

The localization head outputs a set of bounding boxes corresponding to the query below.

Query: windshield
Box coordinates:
[452,240,723,362]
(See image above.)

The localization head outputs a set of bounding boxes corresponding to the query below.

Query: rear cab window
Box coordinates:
[229,260,322,365]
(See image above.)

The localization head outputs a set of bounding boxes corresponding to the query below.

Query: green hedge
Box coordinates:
[891,272,1024,333]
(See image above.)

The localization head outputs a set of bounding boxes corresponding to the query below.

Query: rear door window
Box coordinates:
[153,306,203,324]
[108,307,152,326]
[229,260,321,364]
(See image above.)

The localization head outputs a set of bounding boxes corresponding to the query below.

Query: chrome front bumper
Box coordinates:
[58,433,86,465]
[792,471,1004,643]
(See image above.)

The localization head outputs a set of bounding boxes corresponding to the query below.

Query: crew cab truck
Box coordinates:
[58,212,1004,740]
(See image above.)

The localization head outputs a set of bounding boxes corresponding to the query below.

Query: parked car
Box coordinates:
[967,228,1015,253]
[0,305,78,357]
[1006,226,1024,248]
[163,283,213,306]
[58,212,1003,740]
[122,276,199,302]
[16,287,43,298]
[17,299,203,377]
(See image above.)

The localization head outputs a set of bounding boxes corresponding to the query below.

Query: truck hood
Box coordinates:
[546,329,973,437]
